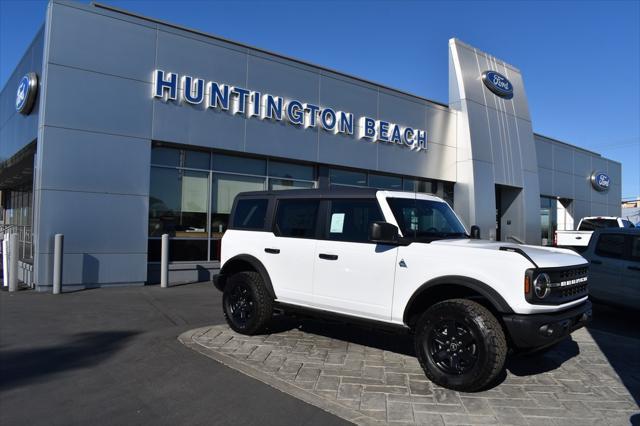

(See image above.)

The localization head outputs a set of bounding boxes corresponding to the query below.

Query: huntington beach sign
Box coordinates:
[152,70,428,151]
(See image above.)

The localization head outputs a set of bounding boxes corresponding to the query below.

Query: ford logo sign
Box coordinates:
[590,171,610,192]
[482,71,513,99]
[16,72,38,115]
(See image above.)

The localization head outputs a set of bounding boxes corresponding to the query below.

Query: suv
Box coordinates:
[213,188,592,391]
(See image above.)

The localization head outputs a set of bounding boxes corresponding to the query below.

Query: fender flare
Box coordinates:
[219,254,276,299]
[403,275,514,324]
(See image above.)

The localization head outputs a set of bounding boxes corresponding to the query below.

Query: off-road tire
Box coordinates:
[414,299,507,392]
[223,271,273,335]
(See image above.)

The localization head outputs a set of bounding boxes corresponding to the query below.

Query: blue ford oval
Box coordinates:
[592,172,611,191]
[482,71,513,99]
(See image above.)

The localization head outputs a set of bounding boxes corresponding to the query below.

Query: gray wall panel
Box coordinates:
[245,118,318,161]
[378,91,427,132]
[49,3,156,82]
[535,139,553,169]
[44,64,152,138]
[156,30,248,88]
[426,107,456,148]
[553,170,574,199]
[248,55,319,103]
[378,142,456,182]
[319,75,378,121]
[574,174,590,201]
[591,203,609,216]
[37,252,147,287]
[39,126,151,195]
[36,189,148,254]
[573,151,590,176]
[152,98,245,152]
[463,101,494,164]
[538,168,553,196]
[573,200,589,225]
[553,145,573,174]
[318,131,377,171]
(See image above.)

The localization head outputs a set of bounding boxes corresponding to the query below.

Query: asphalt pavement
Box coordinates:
[0,283,637,425]
[0,282,351,426]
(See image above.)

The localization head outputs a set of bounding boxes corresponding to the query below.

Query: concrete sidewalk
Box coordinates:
[0,283,350,426]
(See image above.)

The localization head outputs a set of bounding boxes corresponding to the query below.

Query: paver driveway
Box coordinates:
[181,316,640,426]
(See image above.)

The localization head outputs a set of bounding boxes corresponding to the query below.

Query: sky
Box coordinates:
[1,0,639,199]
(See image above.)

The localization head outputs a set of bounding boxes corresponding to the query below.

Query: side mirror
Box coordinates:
[470,225,481,239]
[370,222,399,244]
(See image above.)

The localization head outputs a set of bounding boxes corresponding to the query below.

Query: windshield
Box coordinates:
[386,198,467,240]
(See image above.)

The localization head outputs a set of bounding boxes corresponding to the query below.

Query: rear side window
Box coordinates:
[579,219,618,231]
[595,234,625,259]
[232,199,268,230]
[274,199,319,238]
[327,199,384,242]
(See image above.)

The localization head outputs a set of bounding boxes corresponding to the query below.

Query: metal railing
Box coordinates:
[0,224,33,261]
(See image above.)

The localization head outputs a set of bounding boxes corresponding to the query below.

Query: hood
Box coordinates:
[430,239,587,269]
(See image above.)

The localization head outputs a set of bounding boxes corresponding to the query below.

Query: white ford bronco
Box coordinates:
[213,188,592,391]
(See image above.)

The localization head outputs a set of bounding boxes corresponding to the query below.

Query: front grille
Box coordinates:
[558,282,588,299]
[558,267,589,281]
[547,266,589,304]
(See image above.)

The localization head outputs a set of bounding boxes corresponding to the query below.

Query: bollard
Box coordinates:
[2,237,8,288]
[8,233,18,292]
[160,233,169,288]
[53,234,64,295]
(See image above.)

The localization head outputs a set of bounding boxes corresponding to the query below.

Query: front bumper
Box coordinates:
[502,300,592,348]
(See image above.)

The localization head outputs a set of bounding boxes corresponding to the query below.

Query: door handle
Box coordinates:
[590,260,602,265]
[629,266,640,271]
[264,248,280,254]
[319,253,338,260]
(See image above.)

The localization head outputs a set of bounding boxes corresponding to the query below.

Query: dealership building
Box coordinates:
[0,0,622,290]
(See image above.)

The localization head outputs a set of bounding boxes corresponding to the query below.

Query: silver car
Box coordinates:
[580,228,640,310]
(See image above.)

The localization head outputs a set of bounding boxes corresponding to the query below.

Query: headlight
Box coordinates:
[533,273,551,299]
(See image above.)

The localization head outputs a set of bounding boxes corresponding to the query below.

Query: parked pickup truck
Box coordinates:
[214,188,592,391]
[554,216,635,248]
[580,228,640,310]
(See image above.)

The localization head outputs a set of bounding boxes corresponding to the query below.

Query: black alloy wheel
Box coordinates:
[414,299,507,392]
[426,319,478,375]
[222,271,273,335]
[226,282,255,327]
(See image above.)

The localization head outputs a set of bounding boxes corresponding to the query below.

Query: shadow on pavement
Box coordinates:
[0,331,139,391]
[269,314,581,381]
[587,302,640,406]
[506,337,580,376]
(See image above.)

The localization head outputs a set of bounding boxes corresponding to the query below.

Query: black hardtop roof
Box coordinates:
[236,187,380,199]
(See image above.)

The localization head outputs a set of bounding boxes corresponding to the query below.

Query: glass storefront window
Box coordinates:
[213,154,266,175]
[148,145,455,262]
[403,178,437,194]
[211,174,266,237]
[269,179,315,191]
[149,168,209,237]
[269,161,314,181]
[184,150,210,170]
[369,174,402,190]
[148,239,208,262]
[330,168,367,187]
[151,146,180,166]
